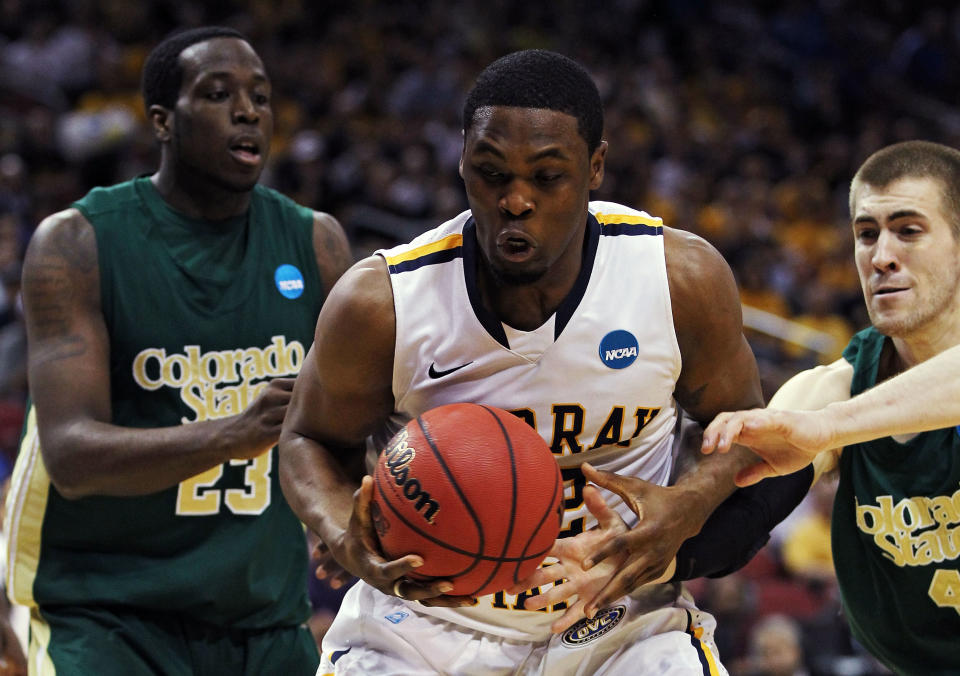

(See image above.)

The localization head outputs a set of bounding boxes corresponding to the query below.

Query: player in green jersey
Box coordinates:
[703,140,960,675]
[4,26,352,675]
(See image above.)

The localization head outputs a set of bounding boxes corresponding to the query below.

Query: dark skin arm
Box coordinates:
[24,207,351,499]
[587,228,763,596]
[584,227,761,603]
[279,256,470,605]
[515,227,761,629]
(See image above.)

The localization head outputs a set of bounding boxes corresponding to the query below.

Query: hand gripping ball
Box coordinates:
[371,403,564,597]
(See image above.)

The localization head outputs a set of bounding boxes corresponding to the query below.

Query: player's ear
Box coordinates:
[149,105,173,143]
[589,140,607,190]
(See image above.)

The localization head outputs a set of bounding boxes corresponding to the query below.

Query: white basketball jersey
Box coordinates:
[371,201,682,641]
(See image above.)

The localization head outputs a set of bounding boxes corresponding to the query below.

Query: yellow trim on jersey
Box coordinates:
[383,233,463,266]
[5,406,50,607]
[689,624,722,675]
[594,211,663,229]
[29,607,57,675]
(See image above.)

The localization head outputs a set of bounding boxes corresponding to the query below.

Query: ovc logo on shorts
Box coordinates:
[561,606,626,647]
[598,330,639,369]
[274,264,305,299]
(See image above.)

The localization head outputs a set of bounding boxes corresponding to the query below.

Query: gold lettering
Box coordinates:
[858,486,960,569]
[927,495,960,526]
[241,348,266,381]
[131,348,165,390]
[181,383,207,423]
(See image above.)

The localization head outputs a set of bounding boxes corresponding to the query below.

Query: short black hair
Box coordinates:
[851,140,960,238]
[141,26,247,112]
[462,50,604,152]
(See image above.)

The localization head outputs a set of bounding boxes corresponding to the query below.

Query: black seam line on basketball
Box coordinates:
[376,471,549,565]
[415,414,486,584]
[478,405,520,591]
[377,471,487,577]
[427,361,474,379]
[514,456,564,583]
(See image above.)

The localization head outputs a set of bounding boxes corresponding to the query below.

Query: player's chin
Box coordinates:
[488,260,547,286]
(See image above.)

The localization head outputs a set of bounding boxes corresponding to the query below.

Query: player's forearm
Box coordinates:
[818,343,960,448]
[39,417,248,498]
[277,432,359,542]
[670,443,757,536]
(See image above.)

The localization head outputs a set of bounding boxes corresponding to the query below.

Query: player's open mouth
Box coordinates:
[229,140,261,166]
[496,231,535,261]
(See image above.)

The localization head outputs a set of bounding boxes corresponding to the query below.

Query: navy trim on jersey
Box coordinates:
[600,221,662,237]
[686,610,715,675]
[387,247,462,274]
[554,214,600,339]
[462,215,601,348]
[462,219,510,347]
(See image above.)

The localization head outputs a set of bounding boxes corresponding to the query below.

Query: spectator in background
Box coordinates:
[733,614,811,676]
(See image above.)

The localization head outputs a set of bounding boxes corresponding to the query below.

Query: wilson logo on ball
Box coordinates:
[383,429,441,523]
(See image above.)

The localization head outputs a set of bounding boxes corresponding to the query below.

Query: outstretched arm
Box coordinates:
[704,344,960,484]
[702,358,854,485]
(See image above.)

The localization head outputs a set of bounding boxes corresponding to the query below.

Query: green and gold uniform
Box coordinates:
[5,177,323,674]
[834,327,960,675]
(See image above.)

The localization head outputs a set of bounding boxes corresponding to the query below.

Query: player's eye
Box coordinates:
[477,165,506,182]
[536,172,562,184]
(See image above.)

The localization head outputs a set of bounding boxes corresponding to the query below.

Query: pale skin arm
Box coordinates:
[701,358,853,485]
[516,227,764,630]
[24,208,352,499]
[278,256,470,606]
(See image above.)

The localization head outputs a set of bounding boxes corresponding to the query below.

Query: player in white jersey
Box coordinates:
[279,50,766,674]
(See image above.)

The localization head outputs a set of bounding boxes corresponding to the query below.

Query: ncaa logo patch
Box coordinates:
[598,330,639,369]
[274,264,305,299]
[561,606,626,647]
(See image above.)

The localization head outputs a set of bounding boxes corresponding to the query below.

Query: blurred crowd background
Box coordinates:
[3,0,959,673]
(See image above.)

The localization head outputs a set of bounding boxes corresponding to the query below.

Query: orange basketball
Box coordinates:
[370,403,563,597]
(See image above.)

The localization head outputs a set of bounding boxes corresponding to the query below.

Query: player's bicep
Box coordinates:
[666,228,763,421]
[23,210,111,438]
[287,256,395,449]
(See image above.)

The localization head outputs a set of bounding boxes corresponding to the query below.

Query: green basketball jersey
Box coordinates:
[834,327,960,675]
[5,177,324,628]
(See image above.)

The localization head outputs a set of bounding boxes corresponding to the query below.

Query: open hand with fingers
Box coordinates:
[509,463,680,633]
[507,482,630,633]
[701,408,829,485]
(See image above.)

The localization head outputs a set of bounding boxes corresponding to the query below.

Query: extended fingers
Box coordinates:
[701,412,744,454]
[550,598,590,634]
[507,563,565,595]
[585,559,666,615]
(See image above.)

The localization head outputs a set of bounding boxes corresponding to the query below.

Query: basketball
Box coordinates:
[370,403,564,597]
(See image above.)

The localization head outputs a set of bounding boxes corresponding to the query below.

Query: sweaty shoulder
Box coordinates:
[27,208,98,275]
[315,254,394,343]
[310,210,353,296]
[662,226,735,308]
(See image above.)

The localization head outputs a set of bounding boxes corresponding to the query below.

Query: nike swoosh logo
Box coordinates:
[428,361,474,379]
